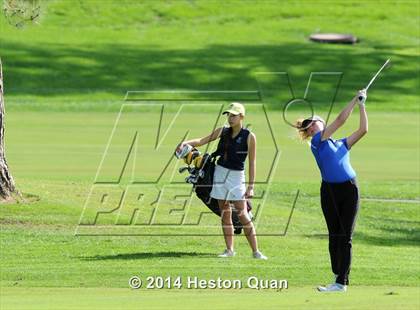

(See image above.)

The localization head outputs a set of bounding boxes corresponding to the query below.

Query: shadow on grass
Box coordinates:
[354,224,420,247]
[80,251,215,261]
[305,225,420,247]
[1,40,416,109]
[354,215,420,246]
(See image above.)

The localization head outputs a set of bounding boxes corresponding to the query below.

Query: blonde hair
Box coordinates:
[295,118,311,140]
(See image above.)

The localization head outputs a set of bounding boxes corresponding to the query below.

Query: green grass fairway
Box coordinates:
[1,287,419,310]
[1,110,419,309]
[0,0,419,309]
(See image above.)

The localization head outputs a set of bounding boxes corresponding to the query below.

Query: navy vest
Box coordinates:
[216,127,250,171]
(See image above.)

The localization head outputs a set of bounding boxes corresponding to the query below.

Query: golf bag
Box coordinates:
[176,128,253,234]
[192,152,253,235]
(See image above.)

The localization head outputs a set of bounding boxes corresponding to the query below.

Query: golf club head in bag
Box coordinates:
[174,143,193,159]
[175,144,207,183]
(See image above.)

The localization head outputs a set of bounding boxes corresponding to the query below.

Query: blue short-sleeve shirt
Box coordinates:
[311,131,356,183]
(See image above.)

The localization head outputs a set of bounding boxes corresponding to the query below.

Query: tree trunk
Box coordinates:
[0,58,17,201]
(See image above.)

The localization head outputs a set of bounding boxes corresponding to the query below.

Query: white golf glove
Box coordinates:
[357,89,367,106]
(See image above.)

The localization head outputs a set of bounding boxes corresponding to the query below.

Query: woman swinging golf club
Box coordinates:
[296,89,368,292]
[176,102,267,260]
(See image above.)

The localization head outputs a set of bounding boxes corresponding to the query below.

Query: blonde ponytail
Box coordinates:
[295,118,311,140]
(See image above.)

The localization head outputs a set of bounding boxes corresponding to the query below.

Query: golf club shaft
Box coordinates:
[359,59,390,101]
[365,59,391,91]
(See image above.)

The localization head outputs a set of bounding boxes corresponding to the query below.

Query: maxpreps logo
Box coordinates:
[75,73,342,236]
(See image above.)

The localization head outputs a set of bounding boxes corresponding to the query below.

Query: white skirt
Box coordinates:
[210,165,246,201]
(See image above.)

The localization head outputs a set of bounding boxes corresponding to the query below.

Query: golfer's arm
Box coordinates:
[183,127,223,147]
[347,104,368,148]
[247,133,256,188]
[322,96,358,141]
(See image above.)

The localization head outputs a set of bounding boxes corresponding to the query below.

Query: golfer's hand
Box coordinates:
[245,186,254,199]
[357,89,367,105]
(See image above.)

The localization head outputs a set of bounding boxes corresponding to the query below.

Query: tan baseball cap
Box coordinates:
[222,102,245,116]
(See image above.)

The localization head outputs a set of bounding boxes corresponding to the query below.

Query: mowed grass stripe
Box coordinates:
[1,287,419,310]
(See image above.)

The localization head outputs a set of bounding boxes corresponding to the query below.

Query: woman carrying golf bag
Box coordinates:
[176,102,267,260]
[296,89,368,292]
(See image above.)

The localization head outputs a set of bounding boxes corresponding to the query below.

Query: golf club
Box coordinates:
[359,58,391,101]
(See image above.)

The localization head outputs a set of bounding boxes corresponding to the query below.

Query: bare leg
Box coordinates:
[233,200,258,252]
[218,200,233,251]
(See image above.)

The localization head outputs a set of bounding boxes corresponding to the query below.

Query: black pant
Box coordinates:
[321,179,359,285]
